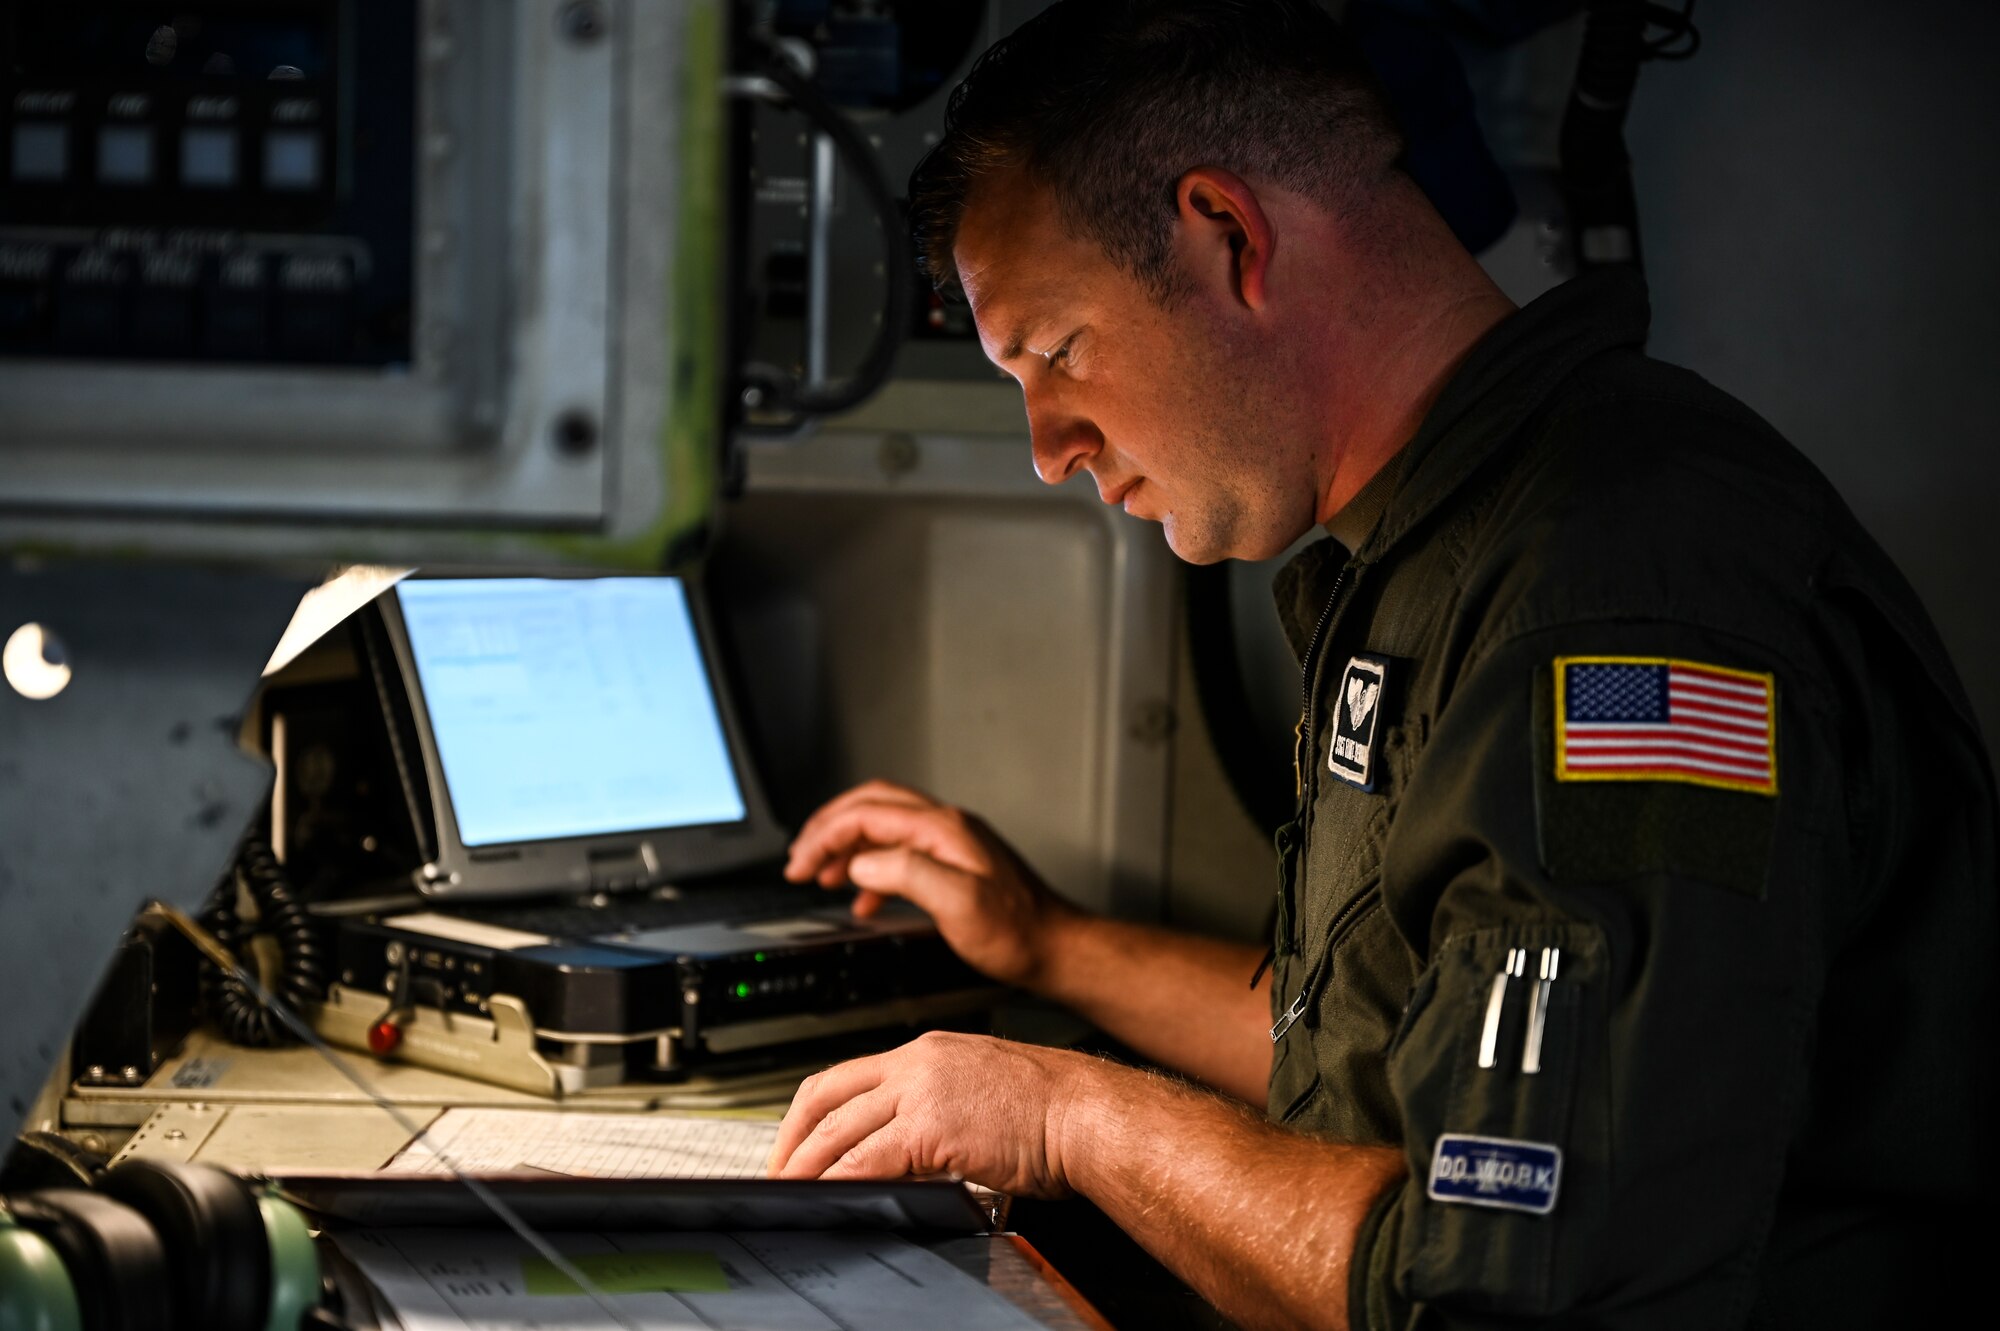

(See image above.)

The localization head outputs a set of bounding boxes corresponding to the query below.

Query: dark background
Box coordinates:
[1630,0,2000,741]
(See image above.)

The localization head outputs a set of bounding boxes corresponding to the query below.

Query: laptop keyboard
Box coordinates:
[457,882,854,938]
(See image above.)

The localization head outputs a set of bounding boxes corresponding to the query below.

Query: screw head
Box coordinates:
[553,409,598,457]
[1128,700,1177,745]
[559,1,607,43]
[878,432,919,477]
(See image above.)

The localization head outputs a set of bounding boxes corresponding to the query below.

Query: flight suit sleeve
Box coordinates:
[1347,618,1843,1329]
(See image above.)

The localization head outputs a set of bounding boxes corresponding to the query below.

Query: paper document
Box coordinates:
[330,1227,1049,1331]
[264,565,411,676]
[386,1108,780,1180]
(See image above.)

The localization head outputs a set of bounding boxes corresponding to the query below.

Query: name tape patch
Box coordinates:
[1427,1133,1562,1215]
[1554,656,1777,796]
[1326,654,1389,791]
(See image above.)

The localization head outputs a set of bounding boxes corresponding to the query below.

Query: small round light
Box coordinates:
[4,623,72,701]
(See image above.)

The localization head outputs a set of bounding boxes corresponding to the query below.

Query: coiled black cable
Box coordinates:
[1559,0,1707,275]
[197,825,330,1047]
[737,47,914,421]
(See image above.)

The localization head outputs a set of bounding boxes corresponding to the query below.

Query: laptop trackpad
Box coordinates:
[608,906,932,956]
[740,916,849,940]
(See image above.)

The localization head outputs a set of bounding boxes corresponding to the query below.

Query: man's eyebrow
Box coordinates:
[998,321,1032,363]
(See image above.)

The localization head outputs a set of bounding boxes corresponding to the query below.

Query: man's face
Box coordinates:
[953,173,1321,564]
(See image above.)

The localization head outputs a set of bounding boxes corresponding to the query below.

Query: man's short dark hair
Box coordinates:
[908,0,1404,306]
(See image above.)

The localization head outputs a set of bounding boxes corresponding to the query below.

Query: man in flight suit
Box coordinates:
[765,2,1996,1326]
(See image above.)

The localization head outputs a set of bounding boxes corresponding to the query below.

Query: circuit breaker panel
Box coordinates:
[0,0,727,570]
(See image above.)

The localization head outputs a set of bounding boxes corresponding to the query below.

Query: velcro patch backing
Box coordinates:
[1534,667,1776,897]
[1555,656,1777,796]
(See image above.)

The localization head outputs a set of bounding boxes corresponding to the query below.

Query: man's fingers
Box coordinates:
[787,797,930,880]
[786,803,986,885]
[774,1087,902,1180]
[816,779,937,819]
[848,846,974,920]
[785,782,937,878]
[768,1057,885,1175]
[819,1126,920,1182]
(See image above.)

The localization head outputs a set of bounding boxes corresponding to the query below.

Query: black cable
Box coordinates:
[1559,0,1706,274]
[741,49,914,420]
[197,823,330,1048]
[354,608,436,867]
[1559,0,1648,273]
[1642,0,1701,61]
[3,1131,107,1190]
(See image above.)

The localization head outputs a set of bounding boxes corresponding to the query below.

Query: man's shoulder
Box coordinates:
[1442,352,1854,660]
[1484,347,1856,566]
[1535,348,1824,509]
[1446,348,1976,734]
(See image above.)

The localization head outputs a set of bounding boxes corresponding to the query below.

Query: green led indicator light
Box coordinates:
[753,952,766,963]
[734,982,752,998]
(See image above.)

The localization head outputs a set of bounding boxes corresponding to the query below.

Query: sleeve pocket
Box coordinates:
[1386,921,1610,1316]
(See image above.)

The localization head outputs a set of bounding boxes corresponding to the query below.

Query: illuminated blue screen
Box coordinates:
[396,577,748,848]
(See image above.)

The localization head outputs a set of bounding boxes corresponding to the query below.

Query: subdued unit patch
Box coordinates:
[1327,654,1391,792]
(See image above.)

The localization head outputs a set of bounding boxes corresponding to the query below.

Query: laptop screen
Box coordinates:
[395,577,749,848]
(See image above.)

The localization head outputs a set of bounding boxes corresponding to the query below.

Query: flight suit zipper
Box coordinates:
[1291,565,1352,798]
[1254,563,1354,993]
[1271,881,1383,1043]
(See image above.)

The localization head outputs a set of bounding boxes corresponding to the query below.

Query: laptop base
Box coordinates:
[325,901,999,1093]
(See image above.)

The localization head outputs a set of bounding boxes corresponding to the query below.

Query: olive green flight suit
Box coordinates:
[1262,270,1996,1328]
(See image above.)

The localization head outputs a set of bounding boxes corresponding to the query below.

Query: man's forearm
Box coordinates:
[1055,1058,1405,1331]
[1030,912,1272,1102]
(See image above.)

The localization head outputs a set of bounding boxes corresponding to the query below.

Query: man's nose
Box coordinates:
[1026,396,1100,485]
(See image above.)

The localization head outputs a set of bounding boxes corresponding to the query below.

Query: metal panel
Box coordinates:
[717,427,1180,922]
[0,560,310,1132]
[0,0,726,571]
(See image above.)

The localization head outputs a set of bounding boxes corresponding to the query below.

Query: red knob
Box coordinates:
[367,1018,404,1056]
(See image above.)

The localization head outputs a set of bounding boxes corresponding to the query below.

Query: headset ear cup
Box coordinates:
[3,1190,173,1331]
[97,1161,271,1331]
[255,1194,321,1331]
[0,1206,85,1331]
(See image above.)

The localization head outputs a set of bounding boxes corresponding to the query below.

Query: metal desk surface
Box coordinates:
[57,1029,1115,1330]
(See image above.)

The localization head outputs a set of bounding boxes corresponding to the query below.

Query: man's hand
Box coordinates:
[770,1030,1405,1331]
[767,1031,1091,1198]
[784,780,1079,988]
[787,778,1274,1099]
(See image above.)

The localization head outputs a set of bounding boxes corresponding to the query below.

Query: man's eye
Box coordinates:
[1049,339,1075,366]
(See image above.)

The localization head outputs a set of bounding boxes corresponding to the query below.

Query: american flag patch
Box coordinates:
[1555,656,1777,795]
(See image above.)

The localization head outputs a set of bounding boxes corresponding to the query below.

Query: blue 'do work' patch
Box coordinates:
[1427,1134,1562,1215]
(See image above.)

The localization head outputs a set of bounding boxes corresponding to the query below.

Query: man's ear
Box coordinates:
[1175,167,1276,311]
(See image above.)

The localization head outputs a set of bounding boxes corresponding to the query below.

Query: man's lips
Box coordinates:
[1100,477,1140,507]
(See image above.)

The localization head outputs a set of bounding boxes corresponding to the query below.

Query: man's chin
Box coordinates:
[1159,515,1232,566]
[1160,511,1291,565]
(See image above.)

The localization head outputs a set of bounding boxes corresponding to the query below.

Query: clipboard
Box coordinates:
[274,1172,998,1234]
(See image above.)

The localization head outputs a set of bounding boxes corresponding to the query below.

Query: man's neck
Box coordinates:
[1311,211,1515,526]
